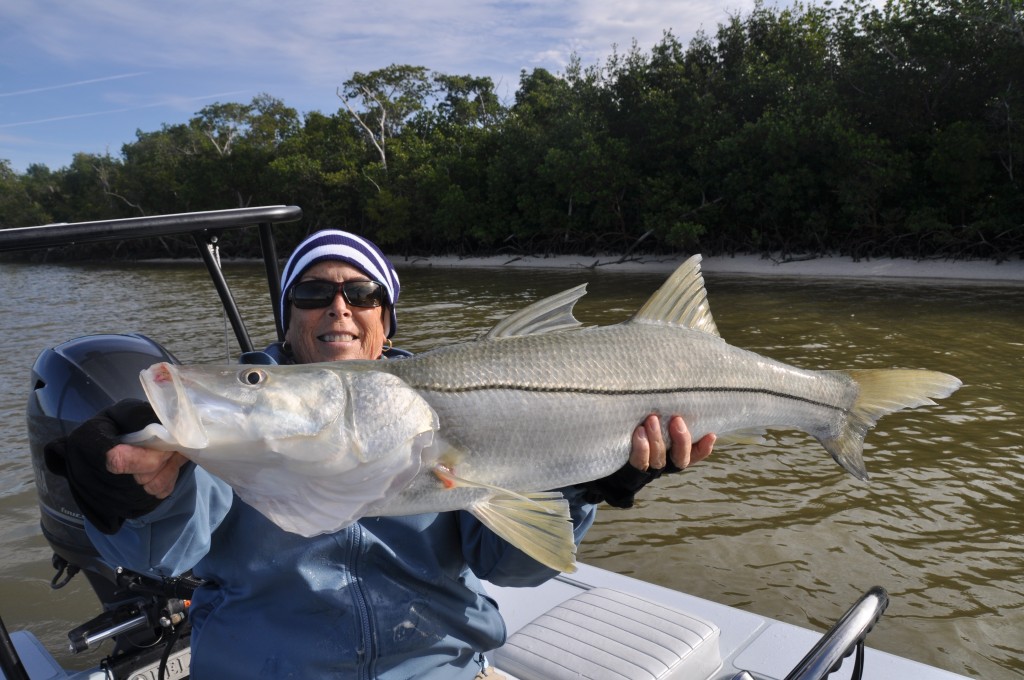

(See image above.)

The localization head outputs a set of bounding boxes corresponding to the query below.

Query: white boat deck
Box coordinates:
[486,563,970,680]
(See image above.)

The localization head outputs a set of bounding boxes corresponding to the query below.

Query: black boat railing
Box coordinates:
[0,206,301,252]
[0,205,303,353]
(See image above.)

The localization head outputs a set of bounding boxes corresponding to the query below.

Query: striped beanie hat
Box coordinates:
[280,230,401,338]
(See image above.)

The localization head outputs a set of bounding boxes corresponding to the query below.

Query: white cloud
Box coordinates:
[5,0,742,88]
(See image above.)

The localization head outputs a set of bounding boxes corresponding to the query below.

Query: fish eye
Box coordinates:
[239,368,267,386]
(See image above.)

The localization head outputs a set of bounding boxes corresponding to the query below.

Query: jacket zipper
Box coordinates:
[350,524,376,680]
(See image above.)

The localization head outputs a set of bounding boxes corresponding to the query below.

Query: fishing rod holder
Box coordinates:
[67,601,150,654]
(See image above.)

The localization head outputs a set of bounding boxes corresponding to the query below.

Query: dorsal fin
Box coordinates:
[632,254,720,335]
[484,284,587,339]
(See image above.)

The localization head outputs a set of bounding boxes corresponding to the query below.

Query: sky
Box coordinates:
[1,0,758,173]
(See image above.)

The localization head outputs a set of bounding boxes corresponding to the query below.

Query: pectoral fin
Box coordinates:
[434,467,577,573]
[714,428,769,447]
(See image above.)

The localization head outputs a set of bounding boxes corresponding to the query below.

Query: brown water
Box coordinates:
[0,261,1020,678]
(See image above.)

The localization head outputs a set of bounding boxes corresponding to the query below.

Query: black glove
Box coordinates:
[44,399,163,534]
[579,459,685,509]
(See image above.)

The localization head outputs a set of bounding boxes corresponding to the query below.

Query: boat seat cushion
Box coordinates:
[491,587,722,680]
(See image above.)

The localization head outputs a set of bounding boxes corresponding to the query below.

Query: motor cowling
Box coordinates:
[26,334,179,596]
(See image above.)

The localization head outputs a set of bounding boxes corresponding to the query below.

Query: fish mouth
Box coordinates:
[140,362,209,449]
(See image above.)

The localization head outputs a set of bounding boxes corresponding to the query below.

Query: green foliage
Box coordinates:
[0,160,49,228]
[2,0,1022,261]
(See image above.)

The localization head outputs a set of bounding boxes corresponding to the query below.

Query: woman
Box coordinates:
[53,229,715,679]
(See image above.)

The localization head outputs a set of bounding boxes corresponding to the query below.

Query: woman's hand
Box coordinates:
[630,414,716,472]
[43,399,185,533]
[578,414,716,508]
[106,445,189,499]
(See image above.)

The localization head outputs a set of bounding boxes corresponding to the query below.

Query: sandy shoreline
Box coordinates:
[396,252,1024,283]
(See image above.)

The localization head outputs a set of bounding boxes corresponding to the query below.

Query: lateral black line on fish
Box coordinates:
[128,255,962,574]
[413,382,848,413]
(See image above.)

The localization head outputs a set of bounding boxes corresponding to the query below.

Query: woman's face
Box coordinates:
[284,261,390,364]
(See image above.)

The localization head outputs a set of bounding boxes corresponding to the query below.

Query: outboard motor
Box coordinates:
[28,334,175,576]
[27,333,197,677]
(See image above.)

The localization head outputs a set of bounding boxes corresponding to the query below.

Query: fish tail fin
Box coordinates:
[469,491,578,573]
[821,369,962,481]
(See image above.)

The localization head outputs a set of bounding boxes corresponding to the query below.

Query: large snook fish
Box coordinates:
[131,255,961,573]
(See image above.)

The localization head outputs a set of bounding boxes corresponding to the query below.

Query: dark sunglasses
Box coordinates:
[289,279,385,309]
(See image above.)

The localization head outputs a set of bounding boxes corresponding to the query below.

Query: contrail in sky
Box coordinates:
[0,91,252,128]
[0,73,149,98]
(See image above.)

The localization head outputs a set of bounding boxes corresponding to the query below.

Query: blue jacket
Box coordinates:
[86,345,597,679]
